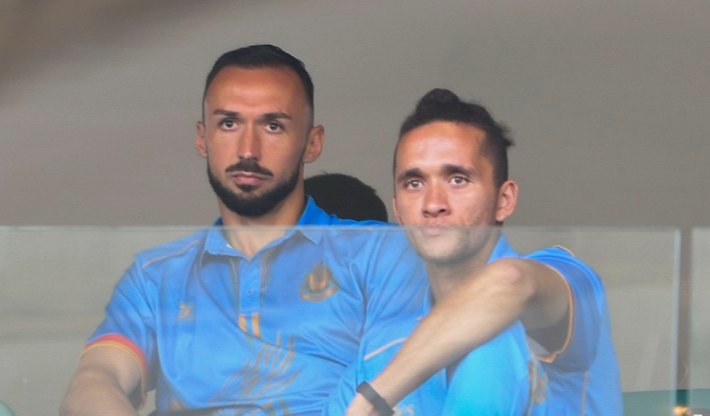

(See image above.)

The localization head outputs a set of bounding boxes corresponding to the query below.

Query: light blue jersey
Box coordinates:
[326,235,622,415]
[326,236,552,416]
[86,198,428,415]
[526,246,622,415]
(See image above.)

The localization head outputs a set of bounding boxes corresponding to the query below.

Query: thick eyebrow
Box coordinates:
[212,109,239,117]
[396,164,479,185]
[441,163,478,178]
[209,110,292,122]
[396,167,424,185]
[259,112,292,123]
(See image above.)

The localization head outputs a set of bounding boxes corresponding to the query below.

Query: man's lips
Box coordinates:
[229,171,271,186]
[416,223,449,237]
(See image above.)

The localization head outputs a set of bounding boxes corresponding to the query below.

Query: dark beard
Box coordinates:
[207,159,301,218]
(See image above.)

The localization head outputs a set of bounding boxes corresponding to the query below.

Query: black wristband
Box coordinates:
[356,381,394,416]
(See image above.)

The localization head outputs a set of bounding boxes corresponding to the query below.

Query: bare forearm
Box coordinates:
[368,259,544,406]
[60,369,139,416]
[60,348,142,416]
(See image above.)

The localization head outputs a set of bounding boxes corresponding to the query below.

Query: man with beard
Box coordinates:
[60,45,427,416]
[339,89,621,415]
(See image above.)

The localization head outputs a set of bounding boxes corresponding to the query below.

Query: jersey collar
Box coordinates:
[203,197,330,256]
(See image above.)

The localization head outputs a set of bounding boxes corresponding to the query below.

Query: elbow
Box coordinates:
[486,259,537,305]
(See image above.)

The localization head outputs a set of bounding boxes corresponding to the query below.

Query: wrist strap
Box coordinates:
[356,381,394,416]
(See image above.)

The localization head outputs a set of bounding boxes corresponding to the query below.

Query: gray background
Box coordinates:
[1,2,709,413]
[1,0,708,228]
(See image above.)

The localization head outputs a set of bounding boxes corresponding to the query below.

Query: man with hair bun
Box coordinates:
[338,88,621,415]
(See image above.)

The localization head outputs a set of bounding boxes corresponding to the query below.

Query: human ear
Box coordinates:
[495,180,518,222]
[303,125,324,164]
[195,121,207,158]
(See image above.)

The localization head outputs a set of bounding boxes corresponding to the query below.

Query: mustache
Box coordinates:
[225,160,273,177]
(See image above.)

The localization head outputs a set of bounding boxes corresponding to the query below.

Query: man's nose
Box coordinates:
[238,125,261,160]
[422,185,450,217]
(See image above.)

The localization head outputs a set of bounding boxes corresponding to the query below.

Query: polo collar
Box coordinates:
[203,197,330,257]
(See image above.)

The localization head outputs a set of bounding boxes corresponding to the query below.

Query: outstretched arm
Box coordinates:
[346,257,569,415]
[60,347,142,416]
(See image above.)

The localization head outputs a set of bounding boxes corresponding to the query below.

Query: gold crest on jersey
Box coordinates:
[299,262,339,301]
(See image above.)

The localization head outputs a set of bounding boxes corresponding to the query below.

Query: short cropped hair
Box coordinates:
[397,88,514,188]
[305,173,389,223]
[202,44,314,119]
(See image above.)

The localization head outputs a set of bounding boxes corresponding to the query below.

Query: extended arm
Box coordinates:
[60,347,142,416]
[346,258,569,415]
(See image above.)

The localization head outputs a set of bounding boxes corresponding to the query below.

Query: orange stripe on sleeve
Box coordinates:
[539,265,575,363]
[83,334,149,407]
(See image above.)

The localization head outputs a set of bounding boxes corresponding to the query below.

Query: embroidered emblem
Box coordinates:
[299,262,339,301]
[177,303,194,321]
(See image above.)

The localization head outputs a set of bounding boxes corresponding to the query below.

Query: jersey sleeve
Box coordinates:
[85,258,158,394]
[528,247,606,372]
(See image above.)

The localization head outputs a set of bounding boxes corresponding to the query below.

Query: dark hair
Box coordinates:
[202,44,314,119]
[305,173,389,222]
[397,88,514,188]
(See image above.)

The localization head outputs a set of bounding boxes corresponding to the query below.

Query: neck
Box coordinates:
[218,189,307,258]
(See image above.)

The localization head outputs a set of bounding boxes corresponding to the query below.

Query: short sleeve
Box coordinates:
[528,247,605,372]
[85,259,158,392]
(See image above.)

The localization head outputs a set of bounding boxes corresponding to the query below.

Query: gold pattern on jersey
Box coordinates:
[177,303,194,321]
[299,262,339,301]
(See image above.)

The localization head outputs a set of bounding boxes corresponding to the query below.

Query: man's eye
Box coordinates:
[220,119,237,129]
[266,122,283,132]
[405,180,422,189]
[451,176,468,185]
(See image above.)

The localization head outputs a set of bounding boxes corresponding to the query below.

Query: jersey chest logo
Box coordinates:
[299,262,339,301]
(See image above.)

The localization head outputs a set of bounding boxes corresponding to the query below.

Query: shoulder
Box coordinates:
[525,246,603,289]
[132,229,208,272]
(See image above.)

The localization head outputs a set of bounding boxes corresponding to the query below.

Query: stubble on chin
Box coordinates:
[408,226,495,267]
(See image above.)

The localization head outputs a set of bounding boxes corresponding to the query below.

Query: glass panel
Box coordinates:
[687,227,710,415]
[0,227,197,416]
[507,227,680,415]
[0,226,680,415]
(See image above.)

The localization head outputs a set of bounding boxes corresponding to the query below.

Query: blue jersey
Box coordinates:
[446,236,622,415]
[326,236,551,416]
[526,246,622,415]
[85,198,428,415]
[442,237,552,415]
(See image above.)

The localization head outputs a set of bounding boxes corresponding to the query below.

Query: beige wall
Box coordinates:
[1,0,709,229]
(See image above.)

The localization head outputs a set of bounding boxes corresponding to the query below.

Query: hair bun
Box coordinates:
[416,88,460,112]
